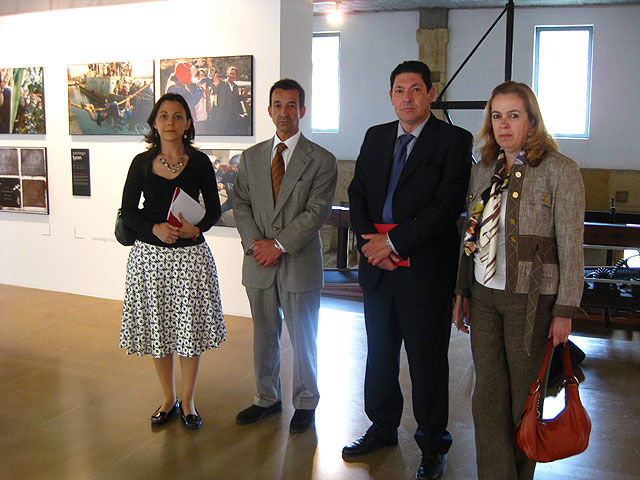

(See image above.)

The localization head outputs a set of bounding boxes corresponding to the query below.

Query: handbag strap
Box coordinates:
[530,340,554,395]
[530,339,578,396]
[529,340,555,420]
[562,339,575,379]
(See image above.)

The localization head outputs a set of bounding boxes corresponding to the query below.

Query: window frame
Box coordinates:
[533,25,594,139]
[311,31,341,133]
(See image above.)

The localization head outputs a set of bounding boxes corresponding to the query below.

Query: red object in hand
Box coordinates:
[373,223,409,267]
[167,188,183,227]
[515,340,591,462]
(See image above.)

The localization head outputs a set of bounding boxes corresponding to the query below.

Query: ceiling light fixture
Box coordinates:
[327,1,343,25]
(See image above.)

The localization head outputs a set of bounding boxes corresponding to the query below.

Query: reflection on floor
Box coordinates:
[1,284,638,479]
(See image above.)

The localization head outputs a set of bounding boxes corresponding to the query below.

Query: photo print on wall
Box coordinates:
[0,67,46,134]
[67,61,154,135]
[0,147,48,214]
[201,148,243,227]
[159,56,253,136]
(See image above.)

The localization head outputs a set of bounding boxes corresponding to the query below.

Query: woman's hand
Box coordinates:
[453,295,471,334]
[549,316,572,346]
[177,213,200,239]
[152,222,180,244]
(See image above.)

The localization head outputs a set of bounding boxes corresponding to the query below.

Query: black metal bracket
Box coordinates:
[431,1,515,118]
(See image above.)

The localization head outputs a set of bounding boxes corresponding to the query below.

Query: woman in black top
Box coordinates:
[119,93,225,429]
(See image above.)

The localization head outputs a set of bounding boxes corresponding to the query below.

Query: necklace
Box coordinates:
[159,155,185,174]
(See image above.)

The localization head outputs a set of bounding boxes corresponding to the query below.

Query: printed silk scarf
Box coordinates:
[463,150,525,284]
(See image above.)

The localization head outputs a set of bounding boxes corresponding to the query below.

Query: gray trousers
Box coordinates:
[246,284,321,410]
[470,283,554,480]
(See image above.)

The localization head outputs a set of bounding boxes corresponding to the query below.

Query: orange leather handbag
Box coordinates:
[515,339,591,462]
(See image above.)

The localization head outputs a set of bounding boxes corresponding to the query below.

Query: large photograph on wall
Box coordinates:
[67,61,154,135]
[202,148,243,227]
[160,56,252,136]
[0,147,49,214]
[0,67,45,134]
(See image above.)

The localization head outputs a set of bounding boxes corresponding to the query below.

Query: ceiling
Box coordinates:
[313,0,640,14]
[0,0,636,18]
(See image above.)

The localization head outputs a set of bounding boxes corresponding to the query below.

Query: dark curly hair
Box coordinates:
[143,93,197,157]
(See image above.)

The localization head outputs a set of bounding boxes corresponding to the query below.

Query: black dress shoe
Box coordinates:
[342,429,398,457]
[180,404,202,429]
[150,399,179,426]
[289,409,315,433]
[235,401,282,425]
[416,453,447,480]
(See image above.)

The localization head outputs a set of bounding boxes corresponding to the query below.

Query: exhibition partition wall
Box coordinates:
[0,0,312,317]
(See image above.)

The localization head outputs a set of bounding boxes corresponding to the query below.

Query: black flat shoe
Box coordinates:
[180,403,202,429]
[416,453,447,480]
[235,401,283,425]
[150,399,179,426]
[289,409,315,433]
[342,428,398,457]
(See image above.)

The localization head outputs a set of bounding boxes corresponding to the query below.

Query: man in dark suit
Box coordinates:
[344,61,472,480]
[233,79,337,434]
[212,66,247,135]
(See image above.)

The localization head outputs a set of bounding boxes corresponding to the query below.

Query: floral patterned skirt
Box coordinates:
[120,241,225,357]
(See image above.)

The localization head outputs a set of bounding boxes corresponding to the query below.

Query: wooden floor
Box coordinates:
[1,284,639,480]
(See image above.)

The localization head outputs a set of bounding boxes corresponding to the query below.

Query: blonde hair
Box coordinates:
[477,81,557,166]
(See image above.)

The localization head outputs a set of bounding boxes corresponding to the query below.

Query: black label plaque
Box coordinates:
[71,149,91,197]
[0,177,21,208]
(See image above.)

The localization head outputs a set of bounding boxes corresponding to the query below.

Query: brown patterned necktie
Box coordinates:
[271,142,287,203]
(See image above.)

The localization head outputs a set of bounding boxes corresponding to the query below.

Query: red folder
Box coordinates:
[167,187,205,227]
[373,223,410,267]
[167,188,183,227]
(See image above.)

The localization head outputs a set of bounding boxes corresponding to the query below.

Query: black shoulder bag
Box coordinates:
[115,157,150,246]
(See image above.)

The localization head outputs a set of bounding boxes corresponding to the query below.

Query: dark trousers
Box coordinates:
[363,270,453,455]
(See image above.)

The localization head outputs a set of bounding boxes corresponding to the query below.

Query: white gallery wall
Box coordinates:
[311,11,420,160]
[447,5,640,170]
[2,2,638,310]
[311,5,640,170]
[0,0,312,317]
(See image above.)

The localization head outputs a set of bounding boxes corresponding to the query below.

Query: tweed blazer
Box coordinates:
[232,134,337,292]
[456,150,585,318]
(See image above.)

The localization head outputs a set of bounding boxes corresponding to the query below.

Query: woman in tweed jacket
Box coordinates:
[452,81,585,480]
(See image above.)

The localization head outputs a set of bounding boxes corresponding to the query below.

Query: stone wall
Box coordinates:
[322,160,356,268]
[417,8,449,122]
[416,27,448,97]
[581,169,640,213]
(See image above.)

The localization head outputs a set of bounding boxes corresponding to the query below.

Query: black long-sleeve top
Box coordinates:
[120,149,221,247]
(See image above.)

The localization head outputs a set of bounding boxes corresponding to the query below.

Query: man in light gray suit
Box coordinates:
[233,78,337,433]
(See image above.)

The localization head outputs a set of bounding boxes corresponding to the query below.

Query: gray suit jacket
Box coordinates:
[232,134,338,292]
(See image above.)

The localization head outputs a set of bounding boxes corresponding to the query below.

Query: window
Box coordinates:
[533,26,593,138]
[312,32,340,132]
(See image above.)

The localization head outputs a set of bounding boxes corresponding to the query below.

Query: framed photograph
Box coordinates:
[160,56,253,136]
[0,67,46,134]
[201,148,243,227]
[0,146,49,214]
[67,61,155,135]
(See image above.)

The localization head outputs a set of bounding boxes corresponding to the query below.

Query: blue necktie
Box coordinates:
[382,134,413,223]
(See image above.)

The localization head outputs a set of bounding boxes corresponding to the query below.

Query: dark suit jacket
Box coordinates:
[348,115,473,303]
[213,81,244,135]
